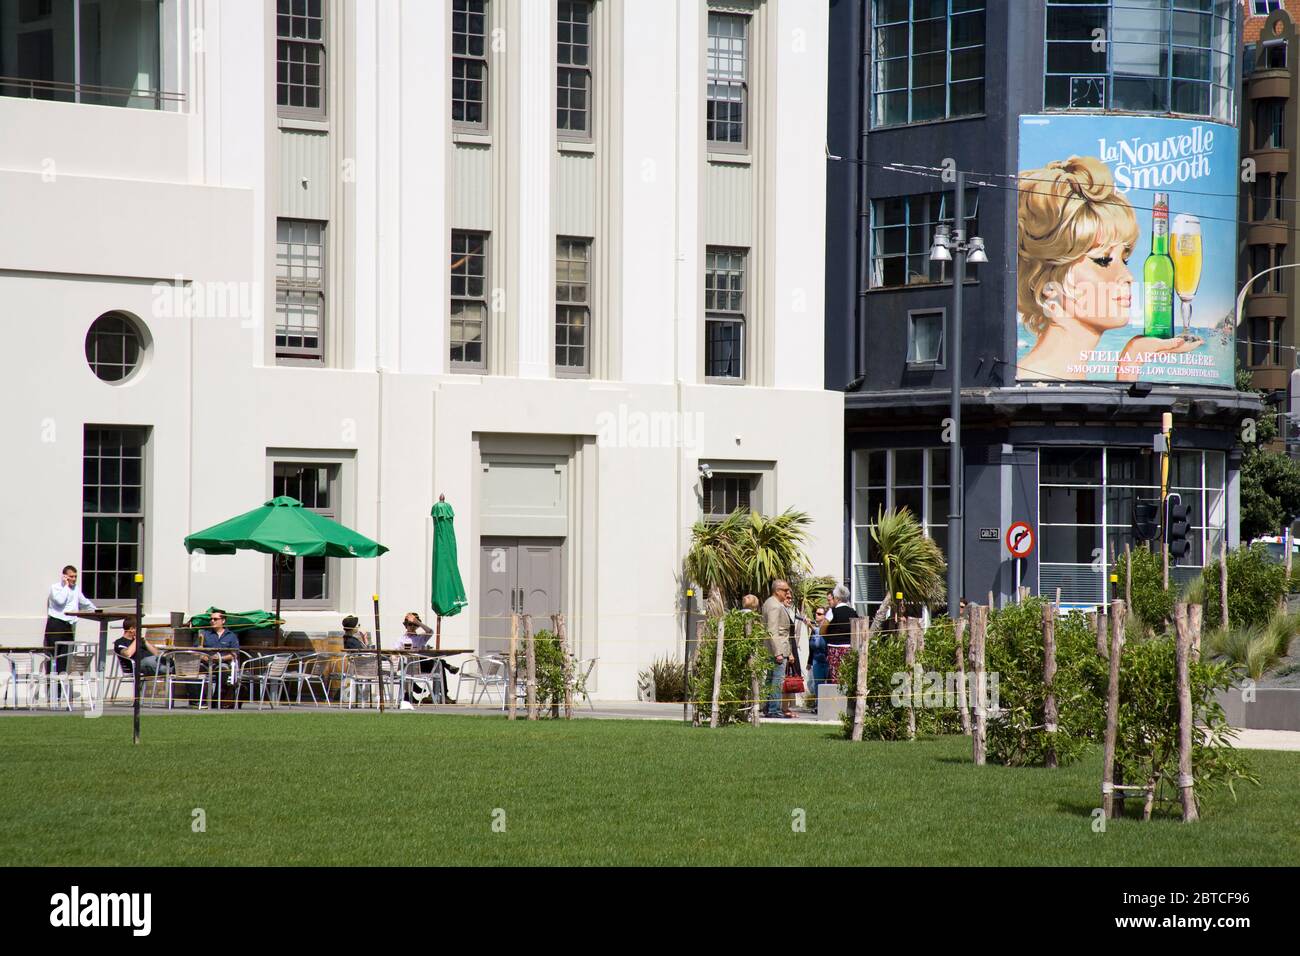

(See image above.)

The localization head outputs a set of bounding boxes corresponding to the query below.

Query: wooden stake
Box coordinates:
[553,613,572,719]
[971,603,988,765]
[709,617,725,729]
[1043,599,1058,768]
[1125,543,1132,610]
[1173,603,1200,822]
[1095,608,1108,658]
[508,613,518,721]
[849,616,869,742]
[1220,536,1229,631]
[1102,599,1126,819]
[524,613,537,720]
[954,615,971,735]
[691,620,704,727]
[747,617,761,728]
[1189,602,1202,665]
[904,617,918,741]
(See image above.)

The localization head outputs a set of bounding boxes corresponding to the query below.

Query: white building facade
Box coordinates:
[0,0,842,699]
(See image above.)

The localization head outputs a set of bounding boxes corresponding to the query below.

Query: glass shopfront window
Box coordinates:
[1038,446,1225,605]
[852,447,950,617]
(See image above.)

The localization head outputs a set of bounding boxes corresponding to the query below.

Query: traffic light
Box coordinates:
[1132,500,1160,542]
[1165,493,1191,560]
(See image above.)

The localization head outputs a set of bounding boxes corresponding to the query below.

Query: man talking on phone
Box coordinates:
[46,564,96,695]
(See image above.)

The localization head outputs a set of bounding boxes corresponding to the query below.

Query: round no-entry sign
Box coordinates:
[1006,522,1035,559]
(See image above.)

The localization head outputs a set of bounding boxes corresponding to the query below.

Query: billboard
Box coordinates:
[1016,114,1237,388]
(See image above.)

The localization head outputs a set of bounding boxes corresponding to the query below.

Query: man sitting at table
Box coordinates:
[113,619,172,677]
[200,611,240,660]
[341,614,371,650]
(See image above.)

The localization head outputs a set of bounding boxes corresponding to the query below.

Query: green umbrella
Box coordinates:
[431,495,468,649]
[184,496,388,643]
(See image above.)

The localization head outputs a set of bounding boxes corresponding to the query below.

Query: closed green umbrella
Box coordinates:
[431,495,468,649]
[184,495,388,644]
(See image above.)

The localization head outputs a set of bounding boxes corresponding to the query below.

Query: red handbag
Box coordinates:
[782,663,805,694]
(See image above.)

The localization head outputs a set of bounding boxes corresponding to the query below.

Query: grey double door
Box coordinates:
[479,537,563,653]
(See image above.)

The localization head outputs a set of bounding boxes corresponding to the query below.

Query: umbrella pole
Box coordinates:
[436,614,442,651]
[373,594,385,713]
[274,557,282,644]
[133,573,144,745]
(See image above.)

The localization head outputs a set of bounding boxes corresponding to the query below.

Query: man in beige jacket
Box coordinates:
[761,579,797,718]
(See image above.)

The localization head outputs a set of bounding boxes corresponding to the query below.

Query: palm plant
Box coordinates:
[683,510,746,614]
[870,506,946,628]
[791,574,836,621]
[734,509,812,598]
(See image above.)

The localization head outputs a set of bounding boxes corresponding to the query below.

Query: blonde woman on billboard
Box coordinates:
[1016,156,1198,382]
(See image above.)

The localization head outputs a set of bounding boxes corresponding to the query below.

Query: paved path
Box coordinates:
[1230,728,1300,752]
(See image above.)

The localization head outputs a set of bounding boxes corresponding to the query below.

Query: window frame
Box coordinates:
[704,245,749,383]
[452,0,490,132]
[701,472,757,522]
[85,311,146,384]
[706,10,750,152]
[556,0,594,141]
[450,229,490,373]
[868,189,978,290]
[1042,0,1235,123]
[81,425,148,604]
[555,235,593,377]
[906,308,946,369]
[276,0,327,119]
[871,0,986,129]
[275,218,327,366]
[269,461,339,610]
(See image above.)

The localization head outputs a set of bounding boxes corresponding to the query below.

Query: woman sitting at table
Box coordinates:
[341,614,371,650]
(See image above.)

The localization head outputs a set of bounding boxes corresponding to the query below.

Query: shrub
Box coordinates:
[1079,632,1258,813]
[1202,544,1288,630]
[689,609,772,725]
[1202,609,1298,679]
[837,616,965,740]
[512,629,581,716]
[1113,546,1173,636]
[640,655,687,702]
[984,598,1107,767]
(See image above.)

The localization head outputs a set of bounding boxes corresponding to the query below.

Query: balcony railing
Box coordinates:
[0,75,185,110]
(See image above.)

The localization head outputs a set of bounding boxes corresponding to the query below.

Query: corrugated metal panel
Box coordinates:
[278,129,330,220]
[705,161,752,246]
[450,144,493,230]
[553,151,596,236]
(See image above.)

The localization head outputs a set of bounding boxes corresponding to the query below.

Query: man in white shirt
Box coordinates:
[46,565,96,691]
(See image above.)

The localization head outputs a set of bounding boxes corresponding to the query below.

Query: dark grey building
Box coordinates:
[826,0,1262,615]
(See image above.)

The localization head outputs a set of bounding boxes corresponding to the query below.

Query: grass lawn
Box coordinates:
[0,713,1296,866]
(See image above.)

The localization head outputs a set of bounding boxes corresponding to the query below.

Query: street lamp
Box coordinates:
[928,171,986,620]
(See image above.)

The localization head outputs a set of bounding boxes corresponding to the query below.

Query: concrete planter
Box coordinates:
[1216,687,1300,732]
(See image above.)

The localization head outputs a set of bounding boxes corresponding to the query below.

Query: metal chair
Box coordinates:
[341,653,399,709]
[162,651,209,710]
[242,653,294,709]
[54,649,98,712]
[285,652,333,706]
[0,653,41,709]
[402,654,445,706]
[456,654,508,705]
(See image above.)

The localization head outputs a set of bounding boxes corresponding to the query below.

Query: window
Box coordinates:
[1252,173,1287,221]
[1250,244,1286,293]
[907,309,944,366]
[851,448,949,617]
[276,219,326,364]
[1038,447,1225,604]
[557,0,592,137]
[870,189,977,288]
[452,0,488,128]
[705,247,747,380]
[1261,40,1287,69]
[1250,316,1282,366]
[555,237,591,375]
[702,473,755,521]
[872,0,985,127]
[82,426,146,602]
[277,0,325,115]
[706,12,747,147]
[271,463,338,607]
[1256,98,1286,149]
[85,311,145,383]
[1252,0,1281,15]
[1044,0,1234,123]
[0,0,163,108]
[450,230,488,370]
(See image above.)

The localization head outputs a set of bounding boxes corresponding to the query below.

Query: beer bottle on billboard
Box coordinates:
[1144,192,1174,338]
